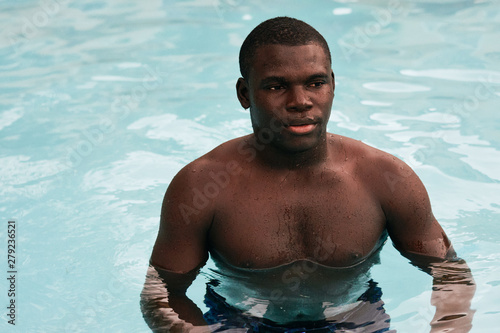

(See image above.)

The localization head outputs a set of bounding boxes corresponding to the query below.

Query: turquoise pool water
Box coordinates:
[1,0,499,332]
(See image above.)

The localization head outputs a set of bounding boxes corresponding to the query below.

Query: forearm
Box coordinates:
[429,259,476,332]
[140,265,209,332]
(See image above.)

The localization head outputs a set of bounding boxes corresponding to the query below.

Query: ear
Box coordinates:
[236,77,251,109]
[331,70,335,91]
[331,70,336,97]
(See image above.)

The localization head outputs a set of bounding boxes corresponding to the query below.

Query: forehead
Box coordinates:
[249,43,331,81]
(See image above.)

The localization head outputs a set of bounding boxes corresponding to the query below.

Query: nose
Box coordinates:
[286,85,312,112]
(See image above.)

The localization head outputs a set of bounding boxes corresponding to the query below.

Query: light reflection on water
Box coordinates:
[201,250,385,325]
[0,0,499,332]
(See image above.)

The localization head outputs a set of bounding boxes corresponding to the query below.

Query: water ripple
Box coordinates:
[82,150,183,193]
[400,68,500,84]
[362,81,431,93]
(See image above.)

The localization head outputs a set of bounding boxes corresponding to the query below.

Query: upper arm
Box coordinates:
[150,161,213,273]
[376,154,452,259]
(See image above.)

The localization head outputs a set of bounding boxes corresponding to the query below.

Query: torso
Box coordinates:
[204,134,388,269]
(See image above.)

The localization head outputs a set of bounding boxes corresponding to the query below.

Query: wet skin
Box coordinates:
[150,44,452,273]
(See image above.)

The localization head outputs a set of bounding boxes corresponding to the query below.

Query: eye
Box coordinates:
[268,85,284,91]
[309,81,325,88]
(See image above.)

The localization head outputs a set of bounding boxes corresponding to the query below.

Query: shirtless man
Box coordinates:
[141,17,475,332]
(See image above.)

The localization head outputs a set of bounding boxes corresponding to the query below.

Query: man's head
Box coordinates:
[236,17,335,154]
[239,17,331,82]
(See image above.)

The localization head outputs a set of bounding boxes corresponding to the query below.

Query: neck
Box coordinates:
[251,135,330,170]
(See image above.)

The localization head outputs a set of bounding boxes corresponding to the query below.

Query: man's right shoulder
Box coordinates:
[170,135,251,190]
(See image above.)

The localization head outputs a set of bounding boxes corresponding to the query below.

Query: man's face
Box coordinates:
[237,43,335,153]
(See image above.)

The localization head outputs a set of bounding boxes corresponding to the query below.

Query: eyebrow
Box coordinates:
[307,73,330,81]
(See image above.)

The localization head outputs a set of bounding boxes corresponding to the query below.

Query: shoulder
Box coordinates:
[329,133,403,165]
[328,133,421,199]
[166,135,251,200]
[333,136,437,231]
[159,136,249,230]
[176,135,250,180]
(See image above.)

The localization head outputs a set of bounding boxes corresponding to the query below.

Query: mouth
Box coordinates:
[286,123,317,135]
[284,119,318,135]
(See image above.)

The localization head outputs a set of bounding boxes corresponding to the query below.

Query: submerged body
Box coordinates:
[205,241,387,325]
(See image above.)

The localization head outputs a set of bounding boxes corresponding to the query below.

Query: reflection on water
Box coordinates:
[187,247,394,331]
[141,237,399,331]
[142,252,396,332]
[142,249,477,332]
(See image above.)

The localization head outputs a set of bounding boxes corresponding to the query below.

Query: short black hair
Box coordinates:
[239,17,331,80]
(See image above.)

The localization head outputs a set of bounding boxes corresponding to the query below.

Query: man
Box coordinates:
[141,17,475,332]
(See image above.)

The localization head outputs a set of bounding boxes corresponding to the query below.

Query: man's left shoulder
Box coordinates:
[331,134,403,167]
[331,134,419,190]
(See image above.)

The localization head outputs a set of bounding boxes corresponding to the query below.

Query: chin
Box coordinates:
[279,129,326,152]
[274,135,323,154]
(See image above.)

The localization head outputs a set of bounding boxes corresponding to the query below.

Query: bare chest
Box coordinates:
[208,171,387,269]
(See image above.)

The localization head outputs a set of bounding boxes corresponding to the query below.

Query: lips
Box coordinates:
[286,123,317,134]
[284,119,318,135]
